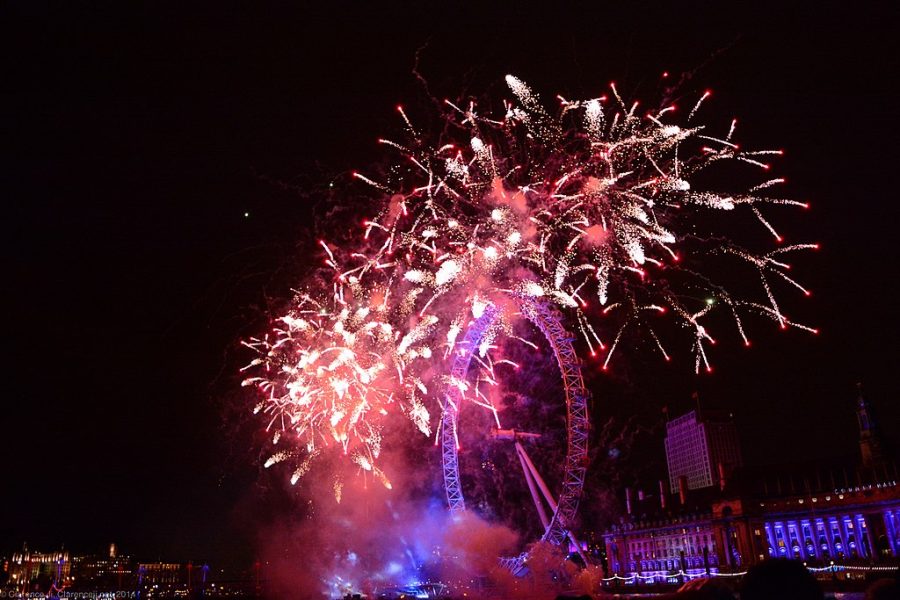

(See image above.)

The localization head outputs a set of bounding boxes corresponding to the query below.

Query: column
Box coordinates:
[804,520,823,561]
[822,516,837,559]
[884,511,898,557]
[716,526,730,568]
[787,521,804,560]
[765,523,778,558]
[838,515,854,559]
[859,514,875,560]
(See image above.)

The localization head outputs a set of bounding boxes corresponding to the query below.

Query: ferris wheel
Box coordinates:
[439,294,590,574]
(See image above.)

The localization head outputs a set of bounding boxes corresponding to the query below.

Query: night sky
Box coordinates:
[4,1,899,569]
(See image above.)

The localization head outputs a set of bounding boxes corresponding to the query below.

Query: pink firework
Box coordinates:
[245,74,816,486]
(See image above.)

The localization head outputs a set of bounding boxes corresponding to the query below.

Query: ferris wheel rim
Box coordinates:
[439,293,590,573]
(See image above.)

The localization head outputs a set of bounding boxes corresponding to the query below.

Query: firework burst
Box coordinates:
[244,74,816,486]
[353,75,816,372]
[242,276,435,490]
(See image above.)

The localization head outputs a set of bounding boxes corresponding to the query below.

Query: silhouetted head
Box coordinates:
[866,577,900,600]
[740,559,824,600]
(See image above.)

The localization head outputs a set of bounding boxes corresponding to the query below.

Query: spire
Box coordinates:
[855,382,884,468]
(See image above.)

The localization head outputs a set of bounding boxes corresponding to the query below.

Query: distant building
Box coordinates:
[604,388,900,581]
[2,544,213,596]
[604,475,900,580]
[8,546,70,587]
[664,407,742,493]
[856,383,887,469]
[69,542,134,590]
[138,562,182,585]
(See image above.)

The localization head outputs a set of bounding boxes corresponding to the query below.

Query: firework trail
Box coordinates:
[244,74,815,487]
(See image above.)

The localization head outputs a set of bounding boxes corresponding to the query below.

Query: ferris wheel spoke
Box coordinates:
[516,443,551,530]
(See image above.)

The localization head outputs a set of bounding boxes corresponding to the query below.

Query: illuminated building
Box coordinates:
[664,407,742,493]
[8,546,70,586]
[70,542,133,589]
[3,544,205,594]
[138,562,182,585]
[603,390,900,581]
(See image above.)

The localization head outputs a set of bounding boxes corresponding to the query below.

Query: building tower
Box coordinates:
[665,408,742,493]
[855,383,885,468]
